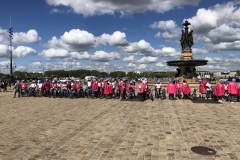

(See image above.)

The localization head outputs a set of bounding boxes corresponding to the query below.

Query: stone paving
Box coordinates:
[0,89,240,160]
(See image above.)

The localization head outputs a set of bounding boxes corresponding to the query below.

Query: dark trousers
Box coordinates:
[183,94,188,99]
[14,90,20,97]
[228,94,235,102]
[138,93,144,101]
[169,94,174,100]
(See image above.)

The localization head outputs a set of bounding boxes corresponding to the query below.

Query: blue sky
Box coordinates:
[0,0,240,74]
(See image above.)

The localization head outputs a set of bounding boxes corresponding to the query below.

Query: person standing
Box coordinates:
[228,78,238,103]
[199,79,205,99]
[138,79,144,101]
[205,80,212,99]
[3,81,8,92]
[155,80,161,98]
[214,80,225,103]
[180,80,190,100]
[13,80,21,98]
[91,79,98,98]
[167,79,176,100]
[119,78,126,99]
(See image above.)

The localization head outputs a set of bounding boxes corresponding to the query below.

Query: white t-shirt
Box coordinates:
[112,82,115,88]
[38,83,42,89]
[155,83,161,89]
[206,82,211,91]
[224,84,228,90]
[98,82,101,87]
[87,81,92,87]
[62,84,67,89]
[30,83,36,88]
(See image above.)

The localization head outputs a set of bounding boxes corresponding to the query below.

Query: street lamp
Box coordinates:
[9,21,13,80]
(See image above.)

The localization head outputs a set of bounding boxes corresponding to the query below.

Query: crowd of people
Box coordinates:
[8,77,240,103]
[165,78,240,103]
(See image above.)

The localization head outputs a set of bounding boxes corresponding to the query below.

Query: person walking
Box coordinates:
[13,80,21,98]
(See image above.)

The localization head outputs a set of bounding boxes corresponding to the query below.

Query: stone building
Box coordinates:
[213,71,237,78]
[195,71,211,78]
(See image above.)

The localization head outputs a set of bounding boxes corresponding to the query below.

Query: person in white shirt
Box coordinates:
[37,80,43,90]
[87,78,92,89]
[111,78,116,94]
[205,80,212,99]
[155,80,161,97]
[30,80,36,88]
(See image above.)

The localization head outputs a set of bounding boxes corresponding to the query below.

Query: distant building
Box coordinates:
[195,71,211,78]
[213,71,237,77]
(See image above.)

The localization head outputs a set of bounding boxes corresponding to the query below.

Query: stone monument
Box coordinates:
[167,20,208,82]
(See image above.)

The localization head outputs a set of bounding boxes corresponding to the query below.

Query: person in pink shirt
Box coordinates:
[180,80,190,100]
[214,80,225,103]
[198,79,205,99]
[104,79,112,99]
[228,78,238,103]
[126,80,135,98]
[167,78,176,100]
[138,79,144,101]
[43,79,50,96]
[21,80,28,96]
[91,79,98,98]
[175,79,181,96]
[119,78,126,99]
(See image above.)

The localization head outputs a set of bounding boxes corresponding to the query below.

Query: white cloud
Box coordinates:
[70,51,90,60]
[39,48,70,59]
[228,54,234,58]
[47,29,129,52]
[100,31,128,46]
[138,64,147,69]
[127,63,136,67]
[188,1,240,34]
[47,29,97,51]
[123,55,135,62]
[150,20,178,31]
[154,32,161,38]
[13,46,38,58]
[13,30,41,44]
[0,28,9,45]
[192,48,209,54]
[91,50,120,62]
[0,28,41,45]
[0,45,37,58]
[0,44,9,57]
[155,62,166,67]
[122,39,156,56]
[137,56,158,64]
[150,20,181,42]
[46,0,200,17]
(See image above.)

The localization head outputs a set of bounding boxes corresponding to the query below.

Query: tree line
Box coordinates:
[1,69,240,81]
[1,69,177,80]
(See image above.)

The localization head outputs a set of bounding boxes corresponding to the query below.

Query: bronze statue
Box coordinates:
[180,20,194,51]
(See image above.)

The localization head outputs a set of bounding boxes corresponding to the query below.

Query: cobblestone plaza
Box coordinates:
[0,90,240,160]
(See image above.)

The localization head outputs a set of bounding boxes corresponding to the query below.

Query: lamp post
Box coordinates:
[9,20,13,80]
